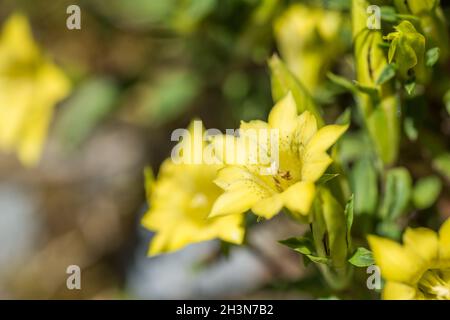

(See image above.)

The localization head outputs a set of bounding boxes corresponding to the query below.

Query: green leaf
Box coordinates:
[412,175,442,209]
[279,237,314,255]
[344,194,354,248]
[376,221,402,240]
[380,6,398,23]
[433,153,450,180]
[426,47,440,67]
[367,97,400,165]
[353,81,379,97]
[335,108,351,125]
[145,70,200,125]
[385,21,425,80]
[444,90,450,116]
[312,188,348,268]
[404,116,418,141]
[56,77,120,149]
[376,64,397,85]
[379,167,412,220]
[306,255,330,265]
[269,55,324,126]
[317,173,340,185]
[348,247,374,267]
[327,72,357,94]
[350,158,378,216]
[404,81,416,95]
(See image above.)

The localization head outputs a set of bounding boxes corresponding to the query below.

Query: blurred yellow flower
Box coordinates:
[368,218,450,300]
[274,4,344,93]
[0,14,71,166]
[209,92,348,220]
[141,122,245,256]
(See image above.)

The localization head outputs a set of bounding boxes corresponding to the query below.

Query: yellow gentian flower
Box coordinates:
[209,93,348,219]
[368,218,450,300]
[141,122,245,256]
[0,14,70,166]
[274,4,344,93]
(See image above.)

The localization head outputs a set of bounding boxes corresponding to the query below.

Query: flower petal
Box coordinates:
[403,227,439,263]
[294,111,317,146]
[301,152,333,182]
[268,92,297,134]
[368,235,426,284]
[382,281,417,300]
[251,194,284,219]
[210,189,260,217]
[305,123,348,155]
[148,230,172,256]
[281,181,315,215]
[240,120,270,132]
[214,214,245,244]
[439,218,450,261]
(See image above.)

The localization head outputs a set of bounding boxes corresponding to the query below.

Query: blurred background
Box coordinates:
[0,0,310,299]
[0,0,449,299]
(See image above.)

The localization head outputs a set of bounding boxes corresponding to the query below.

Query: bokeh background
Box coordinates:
[0,0,306,299]
[0,0,449,299]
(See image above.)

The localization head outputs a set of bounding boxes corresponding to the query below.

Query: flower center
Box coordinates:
[418,269,450,300]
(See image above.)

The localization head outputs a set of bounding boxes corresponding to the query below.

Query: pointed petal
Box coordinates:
[240,120,270,132]
[209,185,263,218]
[301,152,333,182]
[148,231,172,256]
[268,92,297,134]
[305,124,348,155]
[294,111,317,146]
[210,135,247,166]
[214,214,245,244]
[1,13,39,60]
[368,235,426,284]
[382,281,417,300]
[251,195,284,219]
[403,227,439,263]
[281,181,315,215]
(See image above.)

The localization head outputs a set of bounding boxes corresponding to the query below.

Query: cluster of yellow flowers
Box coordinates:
[142,93,348,255]
[1,6,447,300]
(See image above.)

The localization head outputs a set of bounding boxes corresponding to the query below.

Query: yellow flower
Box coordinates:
[0,14,70,166]
[209,92,348,220]
[141,122,245,256]
[368,218,450,300]
[274,4,344,92]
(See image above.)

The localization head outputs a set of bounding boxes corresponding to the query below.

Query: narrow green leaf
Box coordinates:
[404,117,418,141]
[376,64,397,85]
[379,167,412,220]
[317,173,340,185]
[306,255,330,265]
[335,108,351,125]
[344,194,354,248]
[405,81,416,95]
[350,158,378,216]
[326,72,357,93]
[426,47,440,67]
[279,237,314,255]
